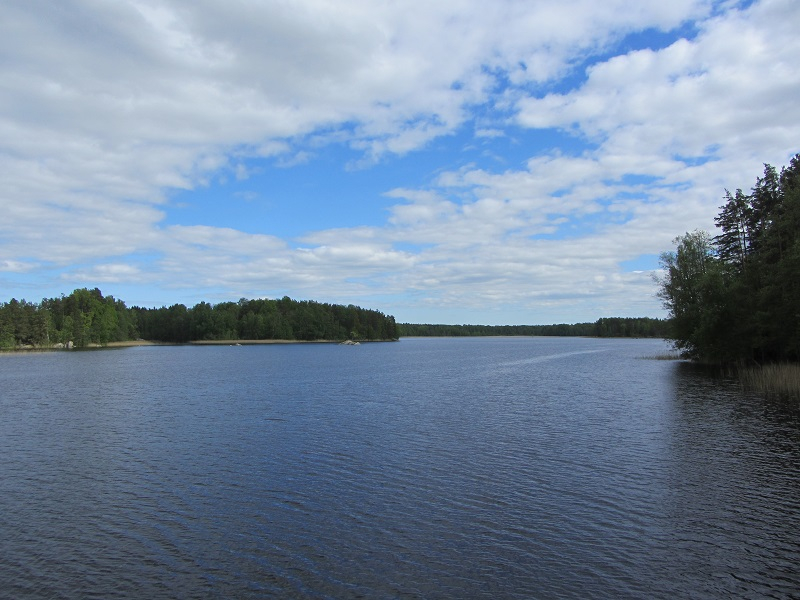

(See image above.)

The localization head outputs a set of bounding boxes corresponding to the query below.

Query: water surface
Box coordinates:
[1,338,798,598]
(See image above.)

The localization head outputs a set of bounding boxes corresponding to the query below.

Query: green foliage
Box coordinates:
[592,317,670,338]
[398,322,592,337]
[657,154,800,363]
[656,230,717,359]
[398,318,668,338]
[37,288,136,347]
[0,289,397,347]
[129,296,397,343]
[0,298,51,348]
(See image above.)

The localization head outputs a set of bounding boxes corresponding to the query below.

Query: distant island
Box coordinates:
[0,287,668,350]
[0,289,398,349]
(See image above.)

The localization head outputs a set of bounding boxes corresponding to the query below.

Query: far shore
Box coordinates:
[105,339,338,347]
[2,338,394,352]
[186,339,361,345]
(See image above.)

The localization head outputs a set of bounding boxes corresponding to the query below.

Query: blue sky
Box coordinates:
[1,0,798,324]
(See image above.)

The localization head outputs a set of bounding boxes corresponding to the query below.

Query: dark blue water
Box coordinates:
[1,337,799,599]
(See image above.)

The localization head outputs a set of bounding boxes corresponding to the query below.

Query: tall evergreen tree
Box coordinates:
[714,189,751,271]
[658,154,800,363]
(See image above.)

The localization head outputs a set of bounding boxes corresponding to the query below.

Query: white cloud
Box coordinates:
[65,263,144,284]
[1,0,797,323]
[517,0,800,169]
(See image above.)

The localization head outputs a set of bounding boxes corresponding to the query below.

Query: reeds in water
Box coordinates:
[738,363,800,398]
[643,352,683,360]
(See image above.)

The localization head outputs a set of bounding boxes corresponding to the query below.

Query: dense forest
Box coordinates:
[0,289,398,348]
[398,317,669,338]
[0,287,669,349]
[658,154,800,363]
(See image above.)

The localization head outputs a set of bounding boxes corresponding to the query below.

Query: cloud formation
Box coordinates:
[1,0,798,323]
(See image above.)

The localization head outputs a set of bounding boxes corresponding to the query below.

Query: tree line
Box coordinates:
[398,317,669,338]
[0,288,398,348]
[657,154,800,363]
[1,286,669,349]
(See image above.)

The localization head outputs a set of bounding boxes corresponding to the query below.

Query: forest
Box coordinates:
[398,317,668,338]
[0,289,398,348]
[0,286,668,349]
[657,154,800,364]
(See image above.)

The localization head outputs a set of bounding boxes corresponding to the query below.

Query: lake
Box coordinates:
[1,337,798,599]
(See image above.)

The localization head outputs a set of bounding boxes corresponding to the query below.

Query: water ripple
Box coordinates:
[1,339,799,598]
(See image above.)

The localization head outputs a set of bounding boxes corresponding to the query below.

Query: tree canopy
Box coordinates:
[657,154,800,363]
[1,286,669,350]
[398,317,668,338]
[0,289,398,348]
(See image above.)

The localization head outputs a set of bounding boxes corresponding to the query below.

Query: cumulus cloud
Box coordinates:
[0,0,797,322]
[517,0,800,167]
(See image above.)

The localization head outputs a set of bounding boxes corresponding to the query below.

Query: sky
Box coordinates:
[1,0,799,325]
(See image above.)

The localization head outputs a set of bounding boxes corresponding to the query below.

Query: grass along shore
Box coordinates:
[738,363,800,398]
[643,351,800,398]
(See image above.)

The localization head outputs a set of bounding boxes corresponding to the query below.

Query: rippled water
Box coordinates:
[1,337,799,599]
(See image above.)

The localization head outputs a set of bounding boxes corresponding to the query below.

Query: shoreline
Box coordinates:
[187,339,342,345]
[2,338,396,352]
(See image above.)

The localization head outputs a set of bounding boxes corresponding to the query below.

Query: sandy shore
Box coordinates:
[103,338,382,346]
[104,339,342,347]
[104,340,164,347]
[187,339,341,345]
[2,338,394,352]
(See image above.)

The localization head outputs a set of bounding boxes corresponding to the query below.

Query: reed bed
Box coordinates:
[643,352,683,361]
[738,363,800,398]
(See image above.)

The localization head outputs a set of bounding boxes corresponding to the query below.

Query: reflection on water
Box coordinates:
[656,362,800,598]
[0,339,798,599]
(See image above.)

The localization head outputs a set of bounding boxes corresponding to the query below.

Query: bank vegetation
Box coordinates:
[657,154,800,396]
[398,317,669,338]
[0,290,398,348]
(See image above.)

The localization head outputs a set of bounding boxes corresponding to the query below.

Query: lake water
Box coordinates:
[1,337,799,599]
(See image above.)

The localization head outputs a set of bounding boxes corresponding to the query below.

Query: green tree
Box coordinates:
[658,155,800,363]
[656,230,717,359]
[0,304,14,348]
[714,188,751,271]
